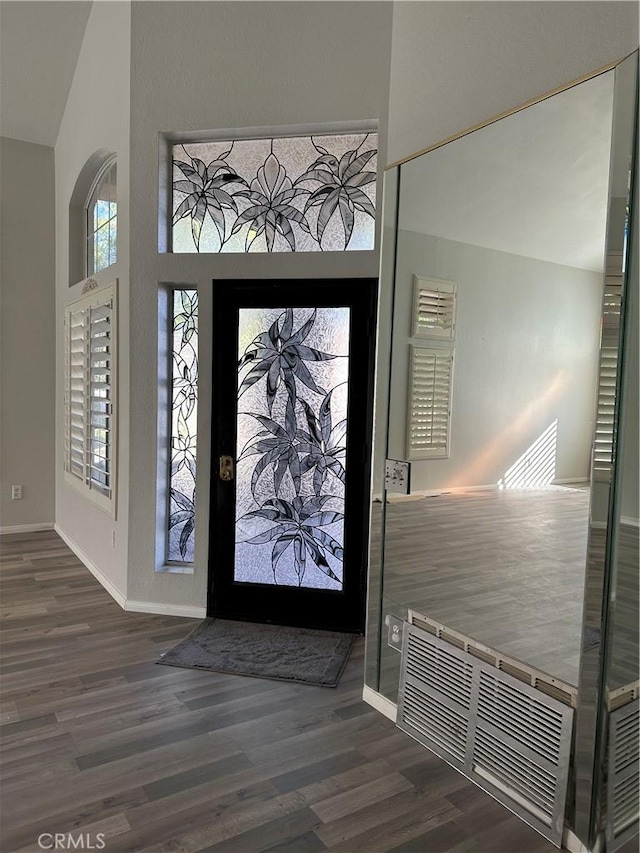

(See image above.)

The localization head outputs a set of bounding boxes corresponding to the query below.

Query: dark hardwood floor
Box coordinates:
[0,530,557,852]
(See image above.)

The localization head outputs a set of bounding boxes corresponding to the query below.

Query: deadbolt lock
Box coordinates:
[219,455,234,481]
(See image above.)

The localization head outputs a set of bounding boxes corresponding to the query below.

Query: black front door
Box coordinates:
[209,278,377,633]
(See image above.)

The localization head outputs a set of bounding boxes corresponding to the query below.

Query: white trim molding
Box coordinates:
[53,525,204,619]
[0,523,54,535]
[125,601,205,619]
[362,685,397,722]
[54,524,126,609]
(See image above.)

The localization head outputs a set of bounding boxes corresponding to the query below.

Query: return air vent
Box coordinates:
[403,682,468,762]
[607,698,639,852]
[397,624,573,846]
[406,630,474,709]
[477,671,564,764]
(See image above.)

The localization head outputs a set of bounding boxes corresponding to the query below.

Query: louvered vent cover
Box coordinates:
[397,624,573,846]
[607,699,639,852]
[412,276,457,339]
[407,346,454,460]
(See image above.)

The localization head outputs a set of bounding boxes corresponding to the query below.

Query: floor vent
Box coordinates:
[397,623,573,847]
[607,698,639,852]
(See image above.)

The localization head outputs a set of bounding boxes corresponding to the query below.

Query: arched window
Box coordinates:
[86,159,117,275]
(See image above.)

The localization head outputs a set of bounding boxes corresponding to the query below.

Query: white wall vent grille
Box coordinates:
[607,698,639,851]
[397,624,573,847]
[406,346,454,460]
[412,275,457,339]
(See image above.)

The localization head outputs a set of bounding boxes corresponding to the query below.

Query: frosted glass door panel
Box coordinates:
[235,306,351,589]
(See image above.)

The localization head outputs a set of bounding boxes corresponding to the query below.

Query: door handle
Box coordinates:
[219,455,234,481]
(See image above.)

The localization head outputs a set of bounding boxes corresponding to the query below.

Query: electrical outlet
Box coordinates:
[111,530,116,548]
[11,485,23,500]
[385,614,404,651]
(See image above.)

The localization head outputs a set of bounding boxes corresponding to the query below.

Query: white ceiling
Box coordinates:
[0,1,92,147]
[398,71,615,272]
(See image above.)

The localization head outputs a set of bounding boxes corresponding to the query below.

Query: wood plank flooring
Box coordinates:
[374,487,591,689]
[1,530,557,853]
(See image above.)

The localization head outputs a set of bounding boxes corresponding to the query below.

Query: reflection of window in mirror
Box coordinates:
[411,275,457,339]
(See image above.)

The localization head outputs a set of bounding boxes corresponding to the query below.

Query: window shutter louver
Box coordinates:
[66,307,88,480]
[64,283,116,513]
[88,301,113,497]
[593,257,623,480]
[412,276,457,339]
[407,346,454,459]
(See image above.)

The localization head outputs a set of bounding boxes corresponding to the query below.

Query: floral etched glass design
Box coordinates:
[168,289,198,563]
[172,133,377,253]
[235,307,350,589]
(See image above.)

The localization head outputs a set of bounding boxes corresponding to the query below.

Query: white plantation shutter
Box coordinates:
[593,257,623,480]
[66,307,88,479]
[412,276,457,339]
[407,346,454,459]
[88,302,113,496]
[593,347,618,475]
[64,283,117,513]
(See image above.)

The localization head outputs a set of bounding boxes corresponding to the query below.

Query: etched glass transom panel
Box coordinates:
[235,306,351,589]
[172,132,377,253]
[167,289,198,563]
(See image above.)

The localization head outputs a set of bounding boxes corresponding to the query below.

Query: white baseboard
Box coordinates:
[362,685,397,722]
[54,524,127,609]
[125,600,206,619]
[382,479,590,503]
[621,516,640,528]
[0,522,54,535]
[52,525,205,619]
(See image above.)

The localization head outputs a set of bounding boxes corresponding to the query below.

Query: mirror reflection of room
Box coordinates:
[382,69,617,691]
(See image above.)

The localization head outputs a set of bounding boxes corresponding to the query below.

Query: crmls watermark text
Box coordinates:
[38,834,106,850]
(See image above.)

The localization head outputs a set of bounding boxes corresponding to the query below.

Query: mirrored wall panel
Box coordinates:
[367,56,638,696]
[366,50,638,852]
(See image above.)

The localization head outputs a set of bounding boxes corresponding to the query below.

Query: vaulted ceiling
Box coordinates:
[0,1,92,147]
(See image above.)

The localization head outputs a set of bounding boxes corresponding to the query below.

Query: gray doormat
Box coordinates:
[157,618,356,687]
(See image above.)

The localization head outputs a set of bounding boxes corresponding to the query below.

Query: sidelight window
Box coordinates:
[167,289,199,564]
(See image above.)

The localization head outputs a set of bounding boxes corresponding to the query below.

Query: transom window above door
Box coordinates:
[169,131,378,253]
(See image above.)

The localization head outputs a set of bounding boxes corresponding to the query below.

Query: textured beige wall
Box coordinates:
[0,137,55,530]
